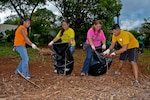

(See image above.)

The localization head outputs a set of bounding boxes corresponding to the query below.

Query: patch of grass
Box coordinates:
[146,66,150,73]
[138,49,150,74]
[0,46,17,57]
[27,48,40,61]
[143,48,150,54]
[0,46,40,61]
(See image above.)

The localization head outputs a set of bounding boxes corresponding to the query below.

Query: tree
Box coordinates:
[140,17,150,47]
[3,8,57,45]
[51,0,122,45]
[4,15,20,25]
[0,0,48,20]
[129,30,140,39]
[31,8,57,45]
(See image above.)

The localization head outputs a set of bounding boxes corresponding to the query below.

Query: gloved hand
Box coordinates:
[102,44,106,50]
[103,49,110,55]
[91,45,96,51]
[110,52,116,57]
[31,43,39,50]
[48,41,54,46]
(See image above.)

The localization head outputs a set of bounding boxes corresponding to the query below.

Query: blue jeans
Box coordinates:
[81,45,93,74]
[15,46,30,77]
[70,46,75,55]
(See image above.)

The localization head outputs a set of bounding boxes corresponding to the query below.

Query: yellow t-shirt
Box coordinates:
[112,30,139,49]
[14,25,28,46]
[56,28,76,46]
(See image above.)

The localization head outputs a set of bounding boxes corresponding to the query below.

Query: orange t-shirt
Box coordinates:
[14,25,28,46]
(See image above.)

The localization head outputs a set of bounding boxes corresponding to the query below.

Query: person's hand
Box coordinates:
[70,41,73,45]
[48,41,54,46]
[31,43,39,50]
[91,45,96,51]
[102,44,106,50]
[103,49,110,55]
[110,52,116,57]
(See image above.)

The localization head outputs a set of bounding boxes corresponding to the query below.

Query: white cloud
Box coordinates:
[0,9,17,23]
[120,0,150,30]
[0,2,60,24]
[120,19,144,30]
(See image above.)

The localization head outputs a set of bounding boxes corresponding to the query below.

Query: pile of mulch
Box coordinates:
[0,49,150,100]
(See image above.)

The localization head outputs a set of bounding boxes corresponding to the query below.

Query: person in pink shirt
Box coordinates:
[81,20,106,76]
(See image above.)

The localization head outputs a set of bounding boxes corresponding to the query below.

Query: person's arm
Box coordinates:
[108,42,116,51]
[86,28,95,50]
[52,37,59,42]
[48,31,61,46]
[101,30,106,49]
[110,44,128,56]
[69,29,75,45]
[21,29,39,50]
[88,38,94,46]
[48,37,59,46]
[88,37,95,50]
[70,38,74,45]
[103,42,116,55]
[21,29,32,46]
[114,44,128,55]
[102,40,106,45]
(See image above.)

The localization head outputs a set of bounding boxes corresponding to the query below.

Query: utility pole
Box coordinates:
[116,0,121,25]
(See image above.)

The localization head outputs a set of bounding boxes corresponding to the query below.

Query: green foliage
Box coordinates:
[52,0,122,45]
[1,0,122,46]
[31,8,56,34]
[4,15,20,25]
[0,45,17,57]
[140,17,150,47]
[128,30,140,38]
[30,8,57,45]
[0,0,47,19]
[144,49,150,54]
[0,45,40,61]
[3,8,57,46]
[0,29,15,46]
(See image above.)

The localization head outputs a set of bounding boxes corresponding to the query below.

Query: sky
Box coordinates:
[0,0,150,30]
[119,0,150,30]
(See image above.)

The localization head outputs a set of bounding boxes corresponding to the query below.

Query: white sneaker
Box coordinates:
[26,76,32,79]
[133,80,139,87]
[113,71,121,75]
[54,69,57,73]
[81,73,86,76]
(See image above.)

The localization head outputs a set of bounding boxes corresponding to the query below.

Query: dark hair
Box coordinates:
[60,19,70,37]
[20,18,30,25]
[92,20,102,33]
[111,24,120,30]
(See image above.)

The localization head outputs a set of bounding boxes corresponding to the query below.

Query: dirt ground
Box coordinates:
[0,49,150,100]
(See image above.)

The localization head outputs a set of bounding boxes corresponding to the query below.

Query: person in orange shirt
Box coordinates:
[14,18,39,79]
[103,24,139,86]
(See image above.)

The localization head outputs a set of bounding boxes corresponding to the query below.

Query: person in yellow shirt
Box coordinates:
[48,20,76,54]
[14,18,39,79]
[103,24,139,86]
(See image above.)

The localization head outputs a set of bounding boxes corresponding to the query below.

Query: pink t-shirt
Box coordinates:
[86,28,106,47]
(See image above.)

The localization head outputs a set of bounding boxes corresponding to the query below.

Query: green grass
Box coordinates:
[143,48,150,54]
[0,46,17,57]
[0,45,40,61]
[138,49,150,73]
